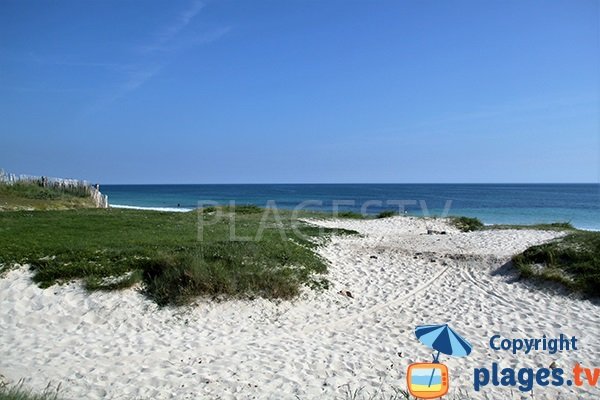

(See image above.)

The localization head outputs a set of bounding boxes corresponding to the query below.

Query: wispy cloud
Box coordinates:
[83,64,164,116]
[143,25,231,54]
[140,0,206,53]
[84,0,229,114]
[122,65,164,93]
[8,0,230,115]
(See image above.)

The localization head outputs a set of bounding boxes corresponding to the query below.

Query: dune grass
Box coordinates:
[0,390,58,400]
[336,210,365,219]
[512,230,600,297]
[449,216,484,232]
[487,222,575,231]
[338,384,476,400]
[0,207,355,305]
[446,216,595,296]
[376,210,399,219]
[0,182,95,210]
[0,383,60,400]
[450,217,576,233]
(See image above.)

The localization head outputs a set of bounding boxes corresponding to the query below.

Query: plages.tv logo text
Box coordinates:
[474,334,600,392]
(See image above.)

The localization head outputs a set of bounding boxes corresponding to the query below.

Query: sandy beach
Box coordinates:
[1,216,598,399]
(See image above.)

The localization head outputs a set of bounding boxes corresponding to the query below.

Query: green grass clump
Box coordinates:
[141,249,303,305]
[0,383,60,400]
[0,182,95,210]
[487,222,575,231]
[512,231,600,297]
[336,211,364,219]
[219,204,263,214]
[0,207,353,305]
[449,216,484,232]
[376,210,398,219]
[338,384,475,400]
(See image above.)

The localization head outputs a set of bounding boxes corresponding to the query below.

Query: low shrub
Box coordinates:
[450,216,484,232]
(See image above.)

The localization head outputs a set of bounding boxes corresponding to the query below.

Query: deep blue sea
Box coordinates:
[102,184,600,230]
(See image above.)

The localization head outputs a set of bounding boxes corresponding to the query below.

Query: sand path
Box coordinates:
[1,217,598,399]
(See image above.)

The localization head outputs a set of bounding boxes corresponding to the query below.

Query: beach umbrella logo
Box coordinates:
[407,324,472,399]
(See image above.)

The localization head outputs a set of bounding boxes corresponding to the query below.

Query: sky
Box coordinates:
[1,0,599,184]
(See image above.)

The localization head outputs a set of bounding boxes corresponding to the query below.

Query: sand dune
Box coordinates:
[1,217,598,399]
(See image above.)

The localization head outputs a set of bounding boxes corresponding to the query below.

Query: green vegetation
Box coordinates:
[376,210,398,219]
[0,182,95,211]
[201,204,263,214]
[339,384,475,400]
[335,210,365,219]
[449,216,484,232]
[0,384,60,400]
[486,222,575,231]
[447,216,594,297]
[0,207,356,305]
[512,230,600,297]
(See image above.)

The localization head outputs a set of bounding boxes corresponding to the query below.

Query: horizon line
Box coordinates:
[100,182,600,185]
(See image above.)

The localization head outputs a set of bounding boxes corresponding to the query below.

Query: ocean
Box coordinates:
[102,184,600,230]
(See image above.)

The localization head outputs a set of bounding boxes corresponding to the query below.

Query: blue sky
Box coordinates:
[1,0,598,183]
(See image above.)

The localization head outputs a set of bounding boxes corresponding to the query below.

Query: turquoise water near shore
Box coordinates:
[102,184,600,230]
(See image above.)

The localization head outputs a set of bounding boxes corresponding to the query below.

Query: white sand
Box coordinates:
[1,216,599,399]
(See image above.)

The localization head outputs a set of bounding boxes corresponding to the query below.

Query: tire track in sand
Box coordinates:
[302,264,451,334]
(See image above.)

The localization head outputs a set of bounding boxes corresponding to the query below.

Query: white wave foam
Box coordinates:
[110,204,193,213]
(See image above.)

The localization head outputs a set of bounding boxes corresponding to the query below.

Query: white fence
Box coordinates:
[0,169,109,208]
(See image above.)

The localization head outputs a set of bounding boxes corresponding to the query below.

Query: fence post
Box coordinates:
[0,169,109,208]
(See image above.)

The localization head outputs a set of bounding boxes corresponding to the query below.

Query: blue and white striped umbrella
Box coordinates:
[415,324,472,359]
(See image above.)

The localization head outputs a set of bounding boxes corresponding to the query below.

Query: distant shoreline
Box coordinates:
[110,204,192,213]
[101,183,600,231]
[107,203,600,232]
